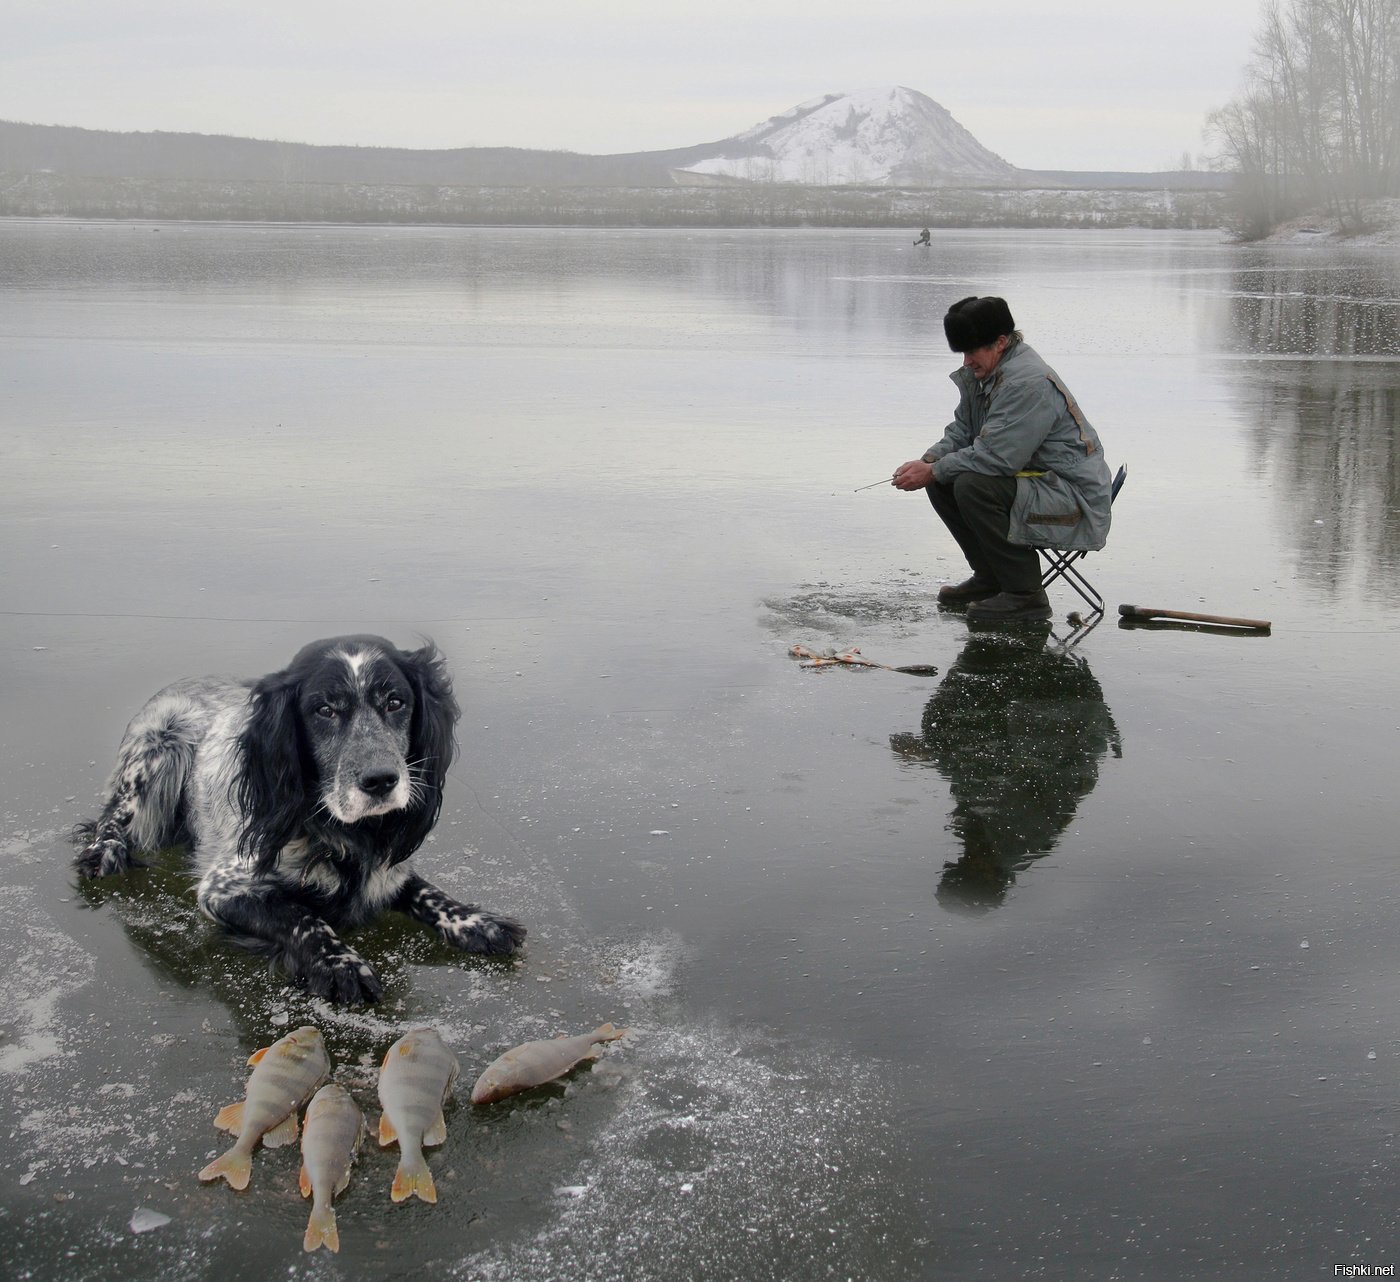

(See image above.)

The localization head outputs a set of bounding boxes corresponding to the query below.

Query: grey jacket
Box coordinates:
[922,339,1113,551]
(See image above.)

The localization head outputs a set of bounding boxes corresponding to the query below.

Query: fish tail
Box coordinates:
[198,1146,252,1190]
[390,1152,437,1204]
[303,1203,339,1253]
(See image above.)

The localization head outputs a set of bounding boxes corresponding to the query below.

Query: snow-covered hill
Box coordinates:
[676,87,1018,186]
[3,93,1221,196]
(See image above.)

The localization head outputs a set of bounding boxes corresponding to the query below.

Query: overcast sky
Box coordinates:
[4,1,1262,171]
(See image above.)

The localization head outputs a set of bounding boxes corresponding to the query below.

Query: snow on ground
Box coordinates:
[1259,197,1400,246]
[678,86,1014,187]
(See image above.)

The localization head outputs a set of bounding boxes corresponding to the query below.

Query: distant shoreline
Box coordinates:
[0,173,1226,231]
[1248,199,1400,248]
[0,216,1237,237]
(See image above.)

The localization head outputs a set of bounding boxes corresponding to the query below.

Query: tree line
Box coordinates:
[0,171,1226,230]
[1209,0,1399,236]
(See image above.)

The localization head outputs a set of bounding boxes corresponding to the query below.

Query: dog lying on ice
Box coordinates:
[73,635,525,1002]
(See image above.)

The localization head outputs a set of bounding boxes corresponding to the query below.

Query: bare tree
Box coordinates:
[1208,0,1399,234]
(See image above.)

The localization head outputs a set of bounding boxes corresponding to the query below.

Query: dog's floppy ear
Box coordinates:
[235,673,309,872]
[391,640,460,863]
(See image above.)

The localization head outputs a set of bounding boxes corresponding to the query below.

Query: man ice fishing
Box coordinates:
[892,295,1113,623]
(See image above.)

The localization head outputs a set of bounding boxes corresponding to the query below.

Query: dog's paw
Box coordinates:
[297,946,384,1004]
[74,837,138,878]
[439,909,527,957]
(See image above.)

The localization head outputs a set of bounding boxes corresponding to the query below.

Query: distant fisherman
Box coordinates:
[915,227,932,246]
[891,296,1113,623]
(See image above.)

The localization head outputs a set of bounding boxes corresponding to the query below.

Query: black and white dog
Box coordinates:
[73,635,525,1003]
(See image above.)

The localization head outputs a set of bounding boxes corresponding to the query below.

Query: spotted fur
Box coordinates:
[73,636,525,1002]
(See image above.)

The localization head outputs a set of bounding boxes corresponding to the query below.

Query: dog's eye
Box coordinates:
[315,704,337,719]
[385,697,405,713]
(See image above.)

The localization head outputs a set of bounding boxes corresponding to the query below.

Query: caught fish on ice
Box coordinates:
[470,1023,629,1105]
[377,1028,459,1204]
[299,1082,365,1253]
[198,1025,330,1191]
[788,643,938,676]
[789,642,867,667]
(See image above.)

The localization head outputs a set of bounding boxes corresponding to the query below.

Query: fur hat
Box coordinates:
[943,296,1016,352]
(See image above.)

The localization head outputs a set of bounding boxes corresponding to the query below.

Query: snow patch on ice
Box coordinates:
[0,886,97,1075]
[454,1020,912,1282]
[602,931,687,1004]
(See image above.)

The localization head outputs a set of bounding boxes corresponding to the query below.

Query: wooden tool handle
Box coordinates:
[1118,604,1271,630]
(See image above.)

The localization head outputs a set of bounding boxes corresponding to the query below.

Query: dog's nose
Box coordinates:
[359,768,400,798]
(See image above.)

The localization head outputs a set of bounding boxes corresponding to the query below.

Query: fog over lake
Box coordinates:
[3,221,1398,1280]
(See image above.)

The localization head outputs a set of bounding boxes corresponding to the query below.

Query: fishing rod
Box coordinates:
[853,477,893,492]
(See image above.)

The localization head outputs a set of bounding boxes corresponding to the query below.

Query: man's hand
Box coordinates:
[893,459,935,490]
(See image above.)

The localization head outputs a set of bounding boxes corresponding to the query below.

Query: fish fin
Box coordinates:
[595,1023,629,1042]
[303,1204,339,1254]
[335,1168,353,1197]
[247,1046,269,1066]
[198,1147,252,1190]
[423,1109,447,1148]
[391,1159,437,1204]
[299,1166,312,1198]
[263,1112,299,1149]
[213,1101,244,1133]
[378,1113,398,1146]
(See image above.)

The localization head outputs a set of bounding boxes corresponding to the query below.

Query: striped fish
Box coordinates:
[299,1082,364,1253]
[469,1023,628,1104]
[376,1028,458,1203]
[198,1026,330,1190]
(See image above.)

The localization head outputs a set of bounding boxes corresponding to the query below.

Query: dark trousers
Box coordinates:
[926,473,1041,594]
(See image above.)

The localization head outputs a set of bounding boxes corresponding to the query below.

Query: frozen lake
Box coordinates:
[3,220,1399,1280]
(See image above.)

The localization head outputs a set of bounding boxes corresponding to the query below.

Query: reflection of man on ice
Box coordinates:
[914,227,932,246]
[890,631,1120,913]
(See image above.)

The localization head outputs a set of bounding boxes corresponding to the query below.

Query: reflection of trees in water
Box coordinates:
[1248,362,1400,585]
[890,630,1119,913]
[1229,261,1400,589]
[1228,264,1400,357]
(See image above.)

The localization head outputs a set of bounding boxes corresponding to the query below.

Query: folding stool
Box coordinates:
[1034,463,1127,621]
